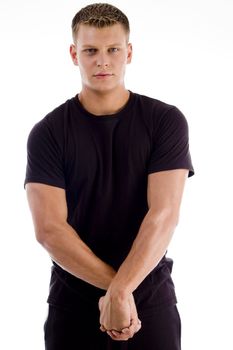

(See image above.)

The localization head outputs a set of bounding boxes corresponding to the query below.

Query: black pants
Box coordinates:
[44,303,181,350]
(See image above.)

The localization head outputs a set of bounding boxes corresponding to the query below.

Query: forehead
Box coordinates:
[76,23,128,46]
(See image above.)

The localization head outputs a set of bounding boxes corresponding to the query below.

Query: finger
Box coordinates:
[121,325,135,339]
[100,325,106,332]
[121,318,142,338]
[107,330,131,341]
[133,318,142,333]
[135,319,142,332]
[129,298,139,322]
[98,297,104,310]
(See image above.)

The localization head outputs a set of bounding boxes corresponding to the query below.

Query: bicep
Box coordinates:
[147,169,188,214]
[26,183,68,237]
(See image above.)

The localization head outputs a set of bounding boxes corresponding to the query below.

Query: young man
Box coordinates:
[25,3,194,349]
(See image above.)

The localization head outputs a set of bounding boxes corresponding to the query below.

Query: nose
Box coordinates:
[96,52,109,67]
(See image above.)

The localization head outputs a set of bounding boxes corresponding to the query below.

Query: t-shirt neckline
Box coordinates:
[72,90,134,121]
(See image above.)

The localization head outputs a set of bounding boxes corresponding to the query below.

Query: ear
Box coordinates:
[127,43,133,64]
[70,44,78,66]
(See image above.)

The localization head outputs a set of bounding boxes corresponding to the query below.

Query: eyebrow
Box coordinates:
[81,43,123,48]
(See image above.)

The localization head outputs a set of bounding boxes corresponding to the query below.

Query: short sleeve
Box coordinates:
[24,118,66,189]
[147,107,194,177]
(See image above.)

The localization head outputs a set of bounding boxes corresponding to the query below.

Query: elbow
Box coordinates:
[34,221,62,249]
[148,207,179,231]
[172,212,180,227]
[35,225,53,247]
[164,212,180,232]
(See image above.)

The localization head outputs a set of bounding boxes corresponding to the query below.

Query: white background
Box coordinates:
[0,0,232,349]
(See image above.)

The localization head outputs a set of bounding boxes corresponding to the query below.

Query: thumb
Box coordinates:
[129,294,138,318]
[98,296,104,310]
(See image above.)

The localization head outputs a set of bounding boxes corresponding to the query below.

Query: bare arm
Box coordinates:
[108,169,188,297]
[26,183,116,290]
[26,182,141,340]
[98,169,188,339]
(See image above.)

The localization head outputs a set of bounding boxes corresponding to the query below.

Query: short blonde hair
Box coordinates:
[71,3,130,42]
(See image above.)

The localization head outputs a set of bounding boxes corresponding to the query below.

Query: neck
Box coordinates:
[78,87,130,116]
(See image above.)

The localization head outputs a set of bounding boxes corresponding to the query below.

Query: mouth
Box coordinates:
[93,73,114,77]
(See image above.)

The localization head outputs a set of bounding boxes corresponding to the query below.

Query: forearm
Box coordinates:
[109,208,177,297]
[38,222,116,290]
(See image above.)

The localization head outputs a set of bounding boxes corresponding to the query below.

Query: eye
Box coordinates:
[84,48,97,55]
[109,48,119,53]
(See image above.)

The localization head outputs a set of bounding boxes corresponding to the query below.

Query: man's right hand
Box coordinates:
[99,293,141,341]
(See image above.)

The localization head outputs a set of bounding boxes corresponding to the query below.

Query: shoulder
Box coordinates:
[28,97,75,139]
[40,98,73,128]
[131,91,188,129]
[132,91,174,113]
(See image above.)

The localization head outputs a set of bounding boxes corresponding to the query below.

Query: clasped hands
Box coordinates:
[98,290,141,341]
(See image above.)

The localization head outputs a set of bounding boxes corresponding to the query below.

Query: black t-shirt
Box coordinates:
[24,91,194,311]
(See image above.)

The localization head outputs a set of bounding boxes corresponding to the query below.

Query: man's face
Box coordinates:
[70,23,132,93]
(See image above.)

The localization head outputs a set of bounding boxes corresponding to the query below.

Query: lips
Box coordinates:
[94,73,113,77]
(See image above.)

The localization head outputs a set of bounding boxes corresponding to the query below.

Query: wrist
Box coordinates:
[107,282,131,302]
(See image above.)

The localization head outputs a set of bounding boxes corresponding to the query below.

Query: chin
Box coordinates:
[88,83,119,94]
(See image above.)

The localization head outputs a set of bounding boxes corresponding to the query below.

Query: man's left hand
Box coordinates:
[99,292,141,341]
